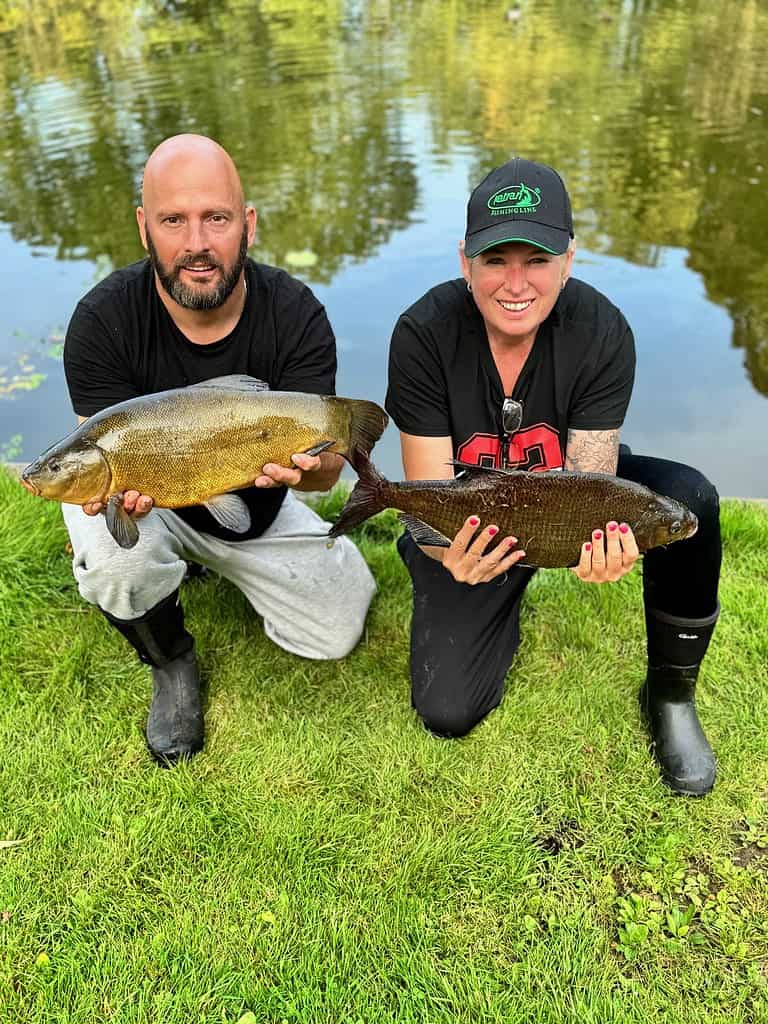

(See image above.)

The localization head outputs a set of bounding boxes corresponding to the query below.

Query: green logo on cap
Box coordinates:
[488,182,541,215]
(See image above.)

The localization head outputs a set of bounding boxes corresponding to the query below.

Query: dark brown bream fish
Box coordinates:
[329,453,698,568]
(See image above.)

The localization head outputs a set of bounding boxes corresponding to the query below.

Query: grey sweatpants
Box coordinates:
[62,492,376,660]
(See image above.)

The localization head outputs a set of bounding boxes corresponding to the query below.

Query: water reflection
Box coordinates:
[0,0,766,489]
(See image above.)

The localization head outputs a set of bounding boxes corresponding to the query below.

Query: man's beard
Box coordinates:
[146,225,249,310]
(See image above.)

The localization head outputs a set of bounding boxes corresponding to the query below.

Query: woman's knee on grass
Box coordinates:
[413,695,493,739]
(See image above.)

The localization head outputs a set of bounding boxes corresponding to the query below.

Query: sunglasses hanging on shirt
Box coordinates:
[501,397,523,468]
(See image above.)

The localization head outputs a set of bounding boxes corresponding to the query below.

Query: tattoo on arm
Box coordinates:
[565,428,620,474]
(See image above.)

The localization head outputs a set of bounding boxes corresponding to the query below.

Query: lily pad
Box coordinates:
[284,249,318,268]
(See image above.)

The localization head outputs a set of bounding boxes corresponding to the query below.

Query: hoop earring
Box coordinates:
[467,281,472,293]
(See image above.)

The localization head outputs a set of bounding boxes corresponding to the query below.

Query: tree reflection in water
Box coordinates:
[0,0,767,393]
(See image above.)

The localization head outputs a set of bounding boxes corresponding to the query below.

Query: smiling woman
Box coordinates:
[384,155,723,798]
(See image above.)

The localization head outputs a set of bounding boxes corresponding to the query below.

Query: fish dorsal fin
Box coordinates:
[398,513,451,548]
[104,494,140,549]
[203,493,252,533]
[188,374,270,392]
[448,458,519,478]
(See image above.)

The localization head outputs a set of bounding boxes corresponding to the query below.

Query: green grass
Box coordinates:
[1,467,768,1023]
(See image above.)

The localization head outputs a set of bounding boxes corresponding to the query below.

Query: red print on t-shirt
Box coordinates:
[456,424,563,472]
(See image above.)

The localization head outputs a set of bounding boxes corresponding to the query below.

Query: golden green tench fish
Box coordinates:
[21,375,388,548]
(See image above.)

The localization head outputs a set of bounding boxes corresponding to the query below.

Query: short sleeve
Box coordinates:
[64,302,139,417]
[385,315,451,436]
[272,280,336,396]
[568,311,636,430]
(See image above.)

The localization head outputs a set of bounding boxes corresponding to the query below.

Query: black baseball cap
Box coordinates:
[464,157,573,257]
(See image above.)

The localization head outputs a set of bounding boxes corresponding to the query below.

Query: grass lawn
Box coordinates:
[1,465,768,1023]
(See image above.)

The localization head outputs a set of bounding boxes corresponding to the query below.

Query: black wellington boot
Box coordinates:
[101,590,204,765]
[639,605,719,797]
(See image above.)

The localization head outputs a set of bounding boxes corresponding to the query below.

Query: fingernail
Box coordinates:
[593,530,603,540]
[488,526,498,536]
[619,523,629,534]
[608,522,617,532]
[508,537,518,546]
[469,516,479,527]
[585,542,592,552]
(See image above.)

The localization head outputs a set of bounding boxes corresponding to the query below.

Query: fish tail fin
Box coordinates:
[328,450,390,538]
[340,399,389,471]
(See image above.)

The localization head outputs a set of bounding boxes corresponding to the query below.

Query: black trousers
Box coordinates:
[397,447,722,739]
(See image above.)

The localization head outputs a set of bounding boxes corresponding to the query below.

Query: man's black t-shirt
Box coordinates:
[64,258,337,540]
[385,277,635,471]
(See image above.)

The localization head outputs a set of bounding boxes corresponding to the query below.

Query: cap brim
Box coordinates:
[465,222,571,258]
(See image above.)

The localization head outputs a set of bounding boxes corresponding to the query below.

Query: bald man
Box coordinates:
[61,135,376,766]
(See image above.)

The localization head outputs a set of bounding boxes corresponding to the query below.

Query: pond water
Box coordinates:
[1,0,767,495]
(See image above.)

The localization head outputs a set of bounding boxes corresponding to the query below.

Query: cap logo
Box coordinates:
[488,182,541,215]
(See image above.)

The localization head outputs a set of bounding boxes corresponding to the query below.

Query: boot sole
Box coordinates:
[146,735,204,767]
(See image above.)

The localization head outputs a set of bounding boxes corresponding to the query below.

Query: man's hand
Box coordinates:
[254,451,343,492]
[254,452,322,489]
[82,491,154,518]
[571,521,638,584]
[440,515,527,585]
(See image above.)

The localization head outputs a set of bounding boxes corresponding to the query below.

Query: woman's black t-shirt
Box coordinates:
[385,277,635,472]
[64,258,337,539]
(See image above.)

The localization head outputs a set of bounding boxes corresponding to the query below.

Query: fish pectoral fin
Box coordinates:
[188,374,270,392]
[303,439,336,457]
[399,513,451,548]
[204,493,252,533]
[104,494,140,549]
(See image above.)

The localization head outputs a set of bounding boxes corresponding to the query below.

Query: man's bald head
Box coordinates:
[136,134,256,313]
[140,134,245,210]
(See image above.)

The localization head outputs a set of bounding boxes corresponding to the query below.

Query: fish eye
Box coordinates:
[670,520,681,533]
[49,459,61,473]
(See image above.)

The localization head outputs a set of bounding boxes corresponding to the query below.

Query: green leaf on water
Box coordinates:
[0,372,46,395]
[284,249,318,268]
[0,434,23,460]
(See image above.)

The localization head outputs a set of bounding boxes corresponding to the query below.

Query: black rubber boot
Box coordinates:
[639,605,719,796]
[101,590,204,765]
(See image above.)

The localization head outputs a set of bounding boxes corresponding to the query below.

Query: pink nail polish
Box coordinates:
[585,542,592,552]
[619,523,629,534]
[469,516,479,527]
[488,526,498,536]
[594,530,603,540]
[608,522,617,532]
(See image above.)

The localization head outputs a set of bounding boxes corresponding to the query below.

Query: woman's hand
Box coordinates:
[571,521,639,584]
[441,515,527,584]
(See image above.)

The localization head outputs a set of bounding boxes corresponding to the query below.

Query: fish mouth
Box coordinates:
[20,475,39,495]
